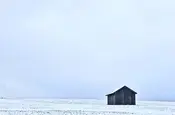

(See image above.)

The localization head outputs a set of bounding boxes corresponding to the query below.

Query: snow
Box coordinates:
[0,99,174,115]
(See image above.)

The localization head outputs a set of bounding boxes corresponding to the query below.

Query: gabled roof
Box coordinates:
[106,85,137,96]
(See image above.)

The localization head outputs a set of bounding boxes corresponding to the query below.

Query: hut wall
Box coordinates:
[123,88,136,105]
[131,93,136,105]
[107,94,115,105]
[114,90,124,105]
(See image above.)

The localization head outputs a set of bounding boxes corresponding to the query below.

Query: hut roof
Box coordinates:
[106,85,137,96]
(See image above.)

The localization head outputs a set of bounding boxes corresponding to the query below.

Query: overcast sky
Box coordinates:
[0,0,175,100]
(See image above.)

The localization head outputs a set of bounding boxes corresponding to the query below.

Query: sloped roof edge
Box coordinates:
[106,85,137,96]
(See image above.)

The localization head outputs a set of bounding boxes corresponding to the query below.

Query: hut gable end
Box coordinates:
[106,85,137,105]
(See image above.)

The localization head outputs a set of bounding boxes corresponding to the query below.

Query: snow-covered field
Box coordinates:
[0,99,174,115]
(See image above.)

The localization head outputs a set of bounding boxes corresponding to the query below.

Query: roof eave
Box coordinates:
[106,92,115,96]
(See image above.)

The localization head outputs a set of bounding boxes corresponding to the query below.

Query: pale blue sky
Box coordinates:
[0,0,175,100]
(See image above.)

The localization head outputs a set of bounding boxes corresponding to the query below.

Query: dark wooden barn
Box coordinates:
[106,86,137,105]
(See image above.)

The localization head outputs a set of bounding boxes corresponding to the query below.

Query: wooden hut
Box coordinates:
[106,86,137,105]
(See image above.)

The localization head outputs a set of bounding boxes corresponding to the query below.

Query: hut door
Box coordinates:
[128,96,131,105]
